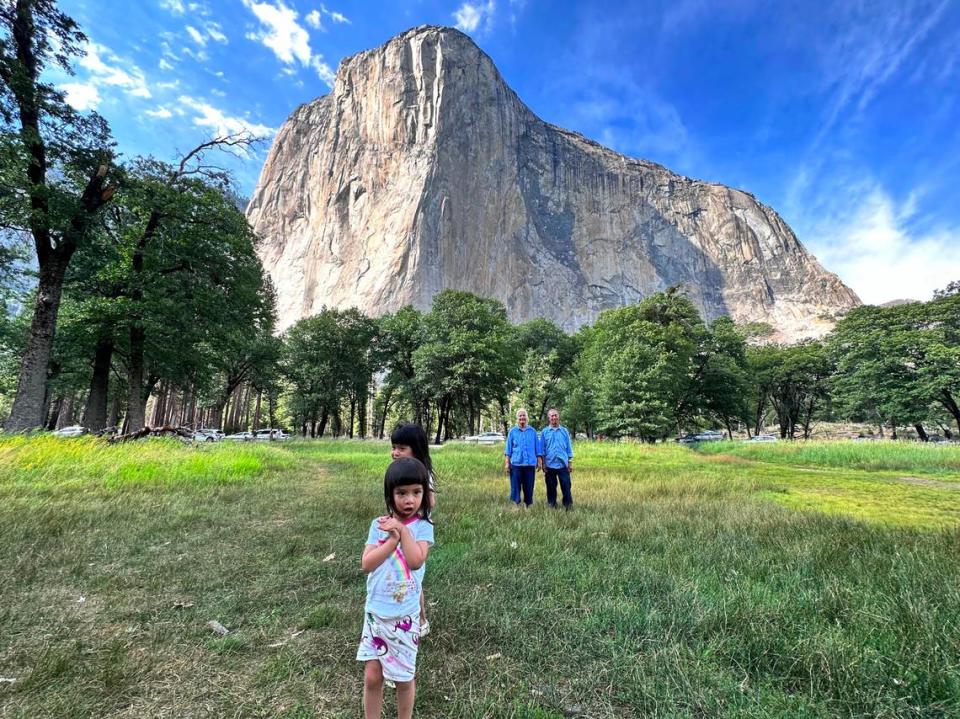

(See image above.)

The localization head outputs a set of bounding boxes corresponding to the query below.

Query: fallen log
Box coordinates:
[108,425,195,443]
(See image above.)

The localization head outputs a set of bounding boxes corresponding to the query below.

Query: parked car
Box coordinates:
[464,431,505,444]
[198,427,224,439]
[677,430,726,444]
[193,429,220,442]
[253,428,289,441]
[223,431,254,441]
[744,434,778,443]
[52,425,88,437]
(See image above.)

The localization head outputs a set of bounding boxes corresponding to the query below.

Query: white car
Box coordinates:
[253,429,289,441]
[53,425,88,437]
[193,429,220,442]
[464,431,505,444]
[223,431,254,441]
[745,434,778,443]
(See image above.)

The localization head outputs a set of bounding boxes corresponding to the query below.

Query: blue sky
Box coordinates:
[53,0,960,304]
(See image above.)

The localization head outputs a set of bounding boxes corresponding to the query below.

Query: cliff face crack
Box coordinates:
[247,24,860,341]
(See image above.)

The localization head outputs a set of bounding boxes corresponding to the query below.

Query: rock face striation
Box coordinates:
[247,26,859,340]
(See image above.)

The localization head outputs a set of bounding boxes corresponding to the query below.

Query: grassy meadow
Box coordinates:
[1,436,959,718]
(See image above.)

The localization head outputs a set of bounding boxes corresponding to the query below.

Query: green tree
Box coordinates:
[1,0,118,429]
[515,318,576,425]
[414,290,518,443]
[585,288,705,440]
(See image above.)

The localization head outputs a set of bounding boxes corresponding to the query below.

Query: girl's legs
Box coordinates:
[395,679,416,719]
[363,660,384,719]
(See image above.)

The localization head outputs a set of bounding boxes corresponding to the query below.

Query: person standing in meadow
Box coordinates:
[504,408,540,508]
[357,457,434,719]
[538,408,574,510]
[389,422,435,635]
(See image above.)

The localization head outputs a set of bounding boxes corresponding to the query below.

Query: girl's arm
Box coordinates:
[397,526,431,570]
[361,535,399,573]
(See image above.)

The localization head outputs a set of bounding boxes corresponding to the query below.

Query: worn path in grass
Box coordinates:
[1,437,959,718]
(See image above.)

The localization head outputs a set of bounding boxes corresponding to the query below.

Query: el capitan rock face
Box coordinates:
[247,26,860,340]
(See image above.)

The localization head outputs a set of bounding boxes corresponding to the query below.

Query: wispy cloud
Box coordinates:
[144,106,174,119]
[242,0,337,86]
[60,41,152,110]
[797,178,960,303]
[159,0,185,15]
[177,95,275,140]
[242,0,311,65]
[61,82,101,111]
[453,1,496,33]
[305,10,322,29]
[811,0,950,148]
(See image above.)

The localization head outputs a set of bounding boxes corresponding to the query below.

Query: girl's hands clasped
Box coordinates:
[378,516,404,539]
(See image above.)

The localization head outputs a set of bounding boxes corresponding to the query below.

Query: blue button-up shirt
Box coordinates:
[505,425,539,466]
[539,425,574,469]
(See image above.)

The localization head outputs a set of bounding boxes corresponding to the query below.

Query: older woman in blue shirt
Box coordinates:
[504,408,540,508]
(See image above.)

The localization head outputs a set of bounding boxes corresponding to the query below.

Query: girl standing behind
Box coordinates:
[389,423,435,635]
[357,457,434,719]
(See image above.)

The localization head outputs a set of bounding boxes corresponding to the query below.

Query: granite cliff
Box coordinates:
[247,26,860,340]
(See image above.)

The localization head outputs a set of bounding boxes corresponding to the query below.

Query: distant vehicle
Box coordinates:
[253,428,289,441]
[193,429,220,442]
[677,430,725,444]
[745,434,778,443]
[223,431,254,441]
[198,427,224,439]
[926,435,951,444]
[52,425,87,437]
[464,431,505,444]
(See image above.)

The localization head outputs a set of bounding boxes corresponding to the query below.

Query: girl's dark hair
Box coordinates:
[384,457,432,521]
[390,422,432,474]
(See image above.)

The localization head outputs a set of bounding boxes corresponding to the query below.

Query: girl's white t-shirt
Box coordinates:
[364,516,434,617]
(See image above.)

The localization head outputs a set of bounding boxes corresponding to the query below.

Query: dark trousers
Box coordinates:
[509,465,536,505]
[544,466,573,507]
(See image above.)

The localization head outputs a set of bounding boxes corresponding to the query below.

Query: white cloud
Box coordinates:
[61,82,101,110]
[186,25,207,46]
[323,4,350,24]
[160,0,185,14]
[802,182,960,304]
[453,1,495,33]
[159,57,175,71]
[305,10,323,29]
[145,107,174,119]
[206,23,228,43]
[242,0,337,87]
[242,0,311,65]
[177,95,275,140]
[311,56,335,87]
[70,42,152,102]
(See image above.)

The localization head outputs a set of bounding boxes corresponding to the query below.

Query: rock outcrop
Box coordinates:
[247,25,860,340]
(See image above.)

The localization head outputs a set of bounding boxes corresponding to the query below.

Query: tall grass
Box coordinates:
[696,438,960,474]
[1,437,958,717]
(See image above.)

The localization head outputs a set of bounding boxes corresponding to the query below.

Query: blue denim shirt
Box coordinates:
[505,425,539,466]
[539,426,574,469]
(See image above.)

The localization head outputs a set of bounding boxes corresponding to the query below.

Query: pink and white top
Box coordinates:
[363,516,434,617]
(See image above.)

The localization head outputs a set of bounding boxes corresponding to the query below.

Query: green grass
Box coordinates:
[1,437,958,717]
[696,438,960,474]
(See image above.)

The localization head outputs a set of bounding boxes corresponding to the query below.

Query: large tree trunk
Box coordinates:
[82,336,113,431]
[914,424,929,442]
[126,325,147,432]
[5,257,71,430]
[940,390,960,434]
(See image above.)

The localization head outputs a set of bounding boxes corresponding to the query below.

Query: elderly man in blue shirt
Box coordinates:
[504,408,540,508]
[538,407,574,509]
